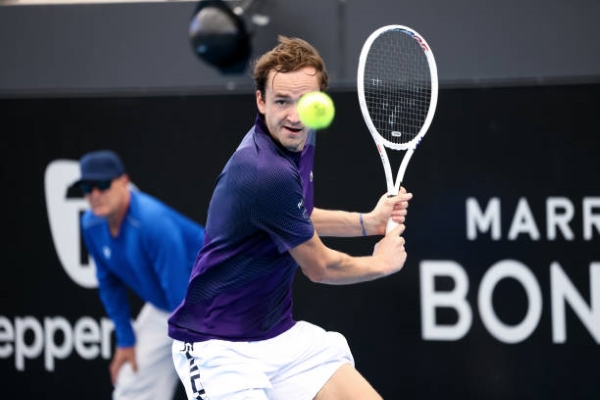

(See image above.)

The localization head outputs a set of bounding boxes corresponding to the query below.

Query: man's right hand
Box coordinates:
[110,346,138,385]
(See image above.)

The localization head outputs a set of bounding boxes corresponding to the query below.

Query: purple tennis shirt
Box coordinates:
[168,115,316,342]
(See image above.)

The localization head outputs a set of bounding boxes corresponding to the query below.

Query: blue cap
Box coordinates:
[73,150,125,185]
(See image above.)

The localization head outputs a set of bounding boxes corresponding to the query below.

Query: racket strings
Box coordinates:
[363,28,432,148]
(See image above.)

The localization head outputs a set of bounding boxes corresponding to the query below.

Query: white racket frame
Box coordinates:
[357,24,439,198]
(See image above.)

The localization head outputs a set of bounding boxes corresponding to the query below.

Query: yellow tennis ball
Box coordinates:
[297,91,335,130]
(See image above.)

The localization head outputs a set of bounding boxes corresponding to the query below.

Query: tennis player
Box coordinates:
[72,150,205,400]
[168,36,412,399]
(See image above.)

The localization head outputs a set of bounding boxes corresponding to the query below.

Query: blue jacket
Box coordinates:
[82,190,204,347]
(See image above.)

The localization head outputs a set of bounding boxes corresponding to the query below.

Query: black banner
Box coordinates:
[1,84,599,399]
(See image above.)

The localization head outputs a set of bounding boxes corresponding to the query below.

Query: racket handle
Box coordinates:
[386,218,398,233]
[385,190,400,233]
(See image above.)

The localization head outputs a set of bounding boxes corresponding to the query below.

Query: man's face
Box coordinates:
[82,175,129,218]
[256,66,321,152]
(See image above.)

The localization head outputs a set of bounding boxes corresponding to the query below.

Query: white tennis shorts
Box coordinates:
[171,320,354,400]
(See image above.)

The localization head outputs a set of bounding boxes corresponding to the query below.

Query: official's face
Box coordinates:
[256,66,320,152]
[84,175,129,218]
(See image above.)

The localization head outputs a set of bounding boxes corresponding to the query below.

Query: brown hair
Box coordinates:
[253,35,329,98]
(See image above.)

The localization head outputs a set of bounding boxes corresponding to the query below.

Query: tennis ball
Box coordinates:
[297,91,335,130]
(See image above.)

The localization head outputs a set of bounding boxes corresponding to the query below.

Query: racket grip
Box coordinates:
[386,218,398,233]
[385,190,400,233]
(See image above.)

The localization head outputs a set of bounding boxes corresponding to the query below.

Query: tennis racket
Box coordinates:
[357,24,438,232]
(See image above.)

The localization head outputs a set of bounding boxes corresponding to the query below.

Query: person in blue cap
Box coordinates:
[72,150,205,400]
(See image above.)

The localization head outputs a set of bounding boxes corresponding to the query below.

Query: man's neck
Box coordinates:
[107,191,131,238]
